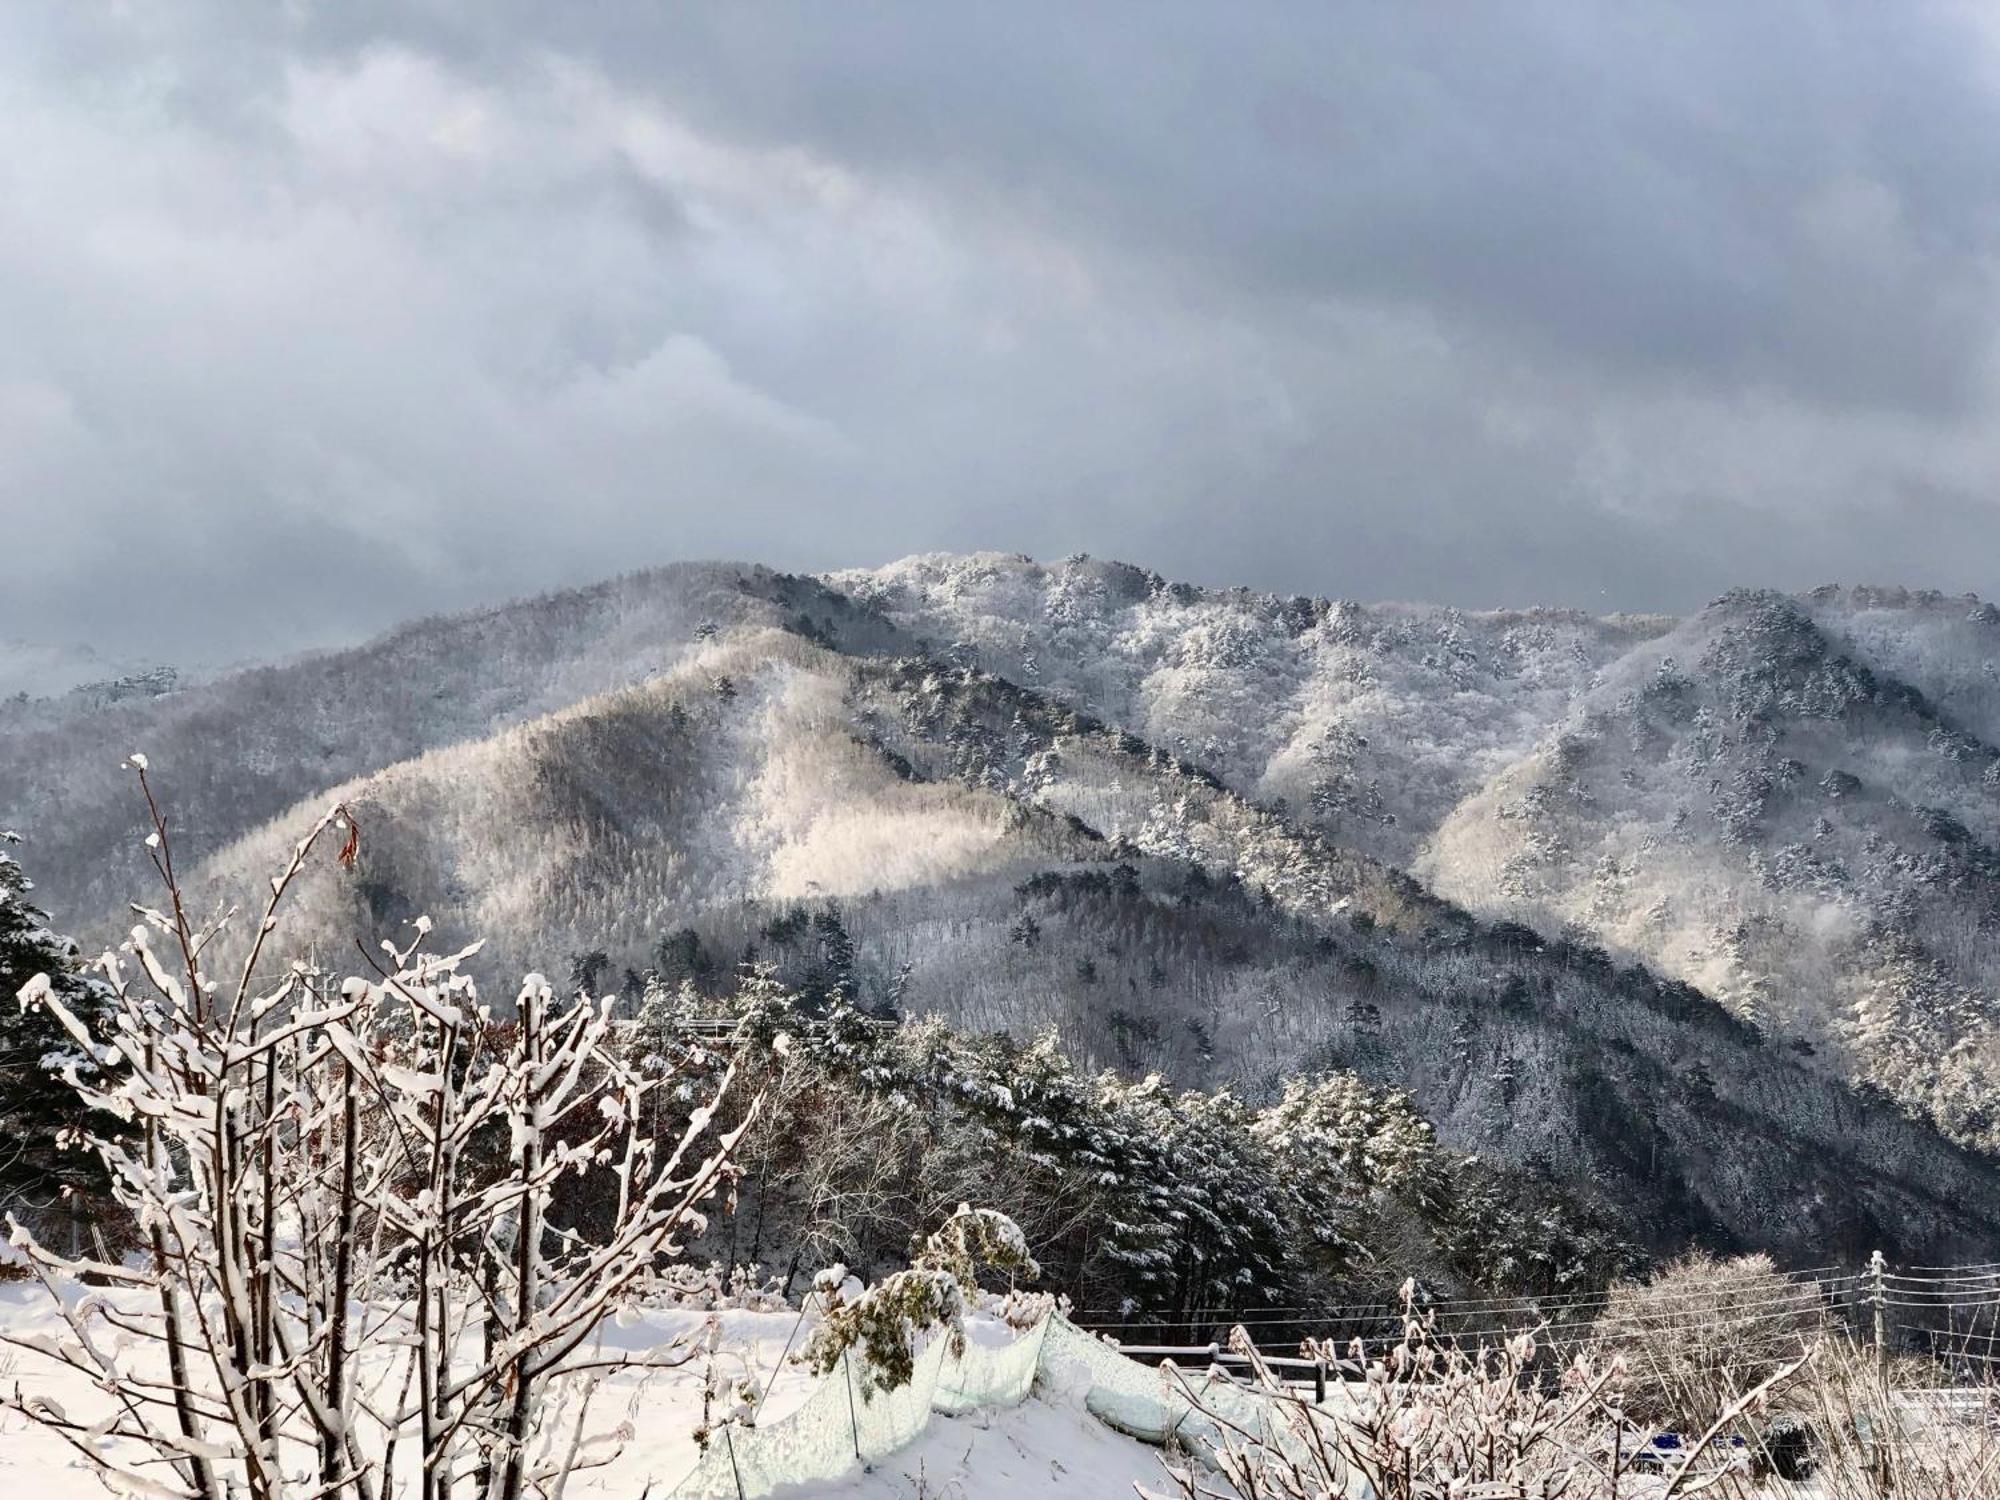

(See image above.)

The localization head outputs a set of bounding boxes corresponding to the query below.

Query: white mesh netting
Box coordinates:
[1037,1319,1362,1491]
[669,1316,1050,1500]
[1036,1316,1192,1444]
[933,1316,1052,1415]
[1036,1320,1280,1454]
[669,1314,1335,1499]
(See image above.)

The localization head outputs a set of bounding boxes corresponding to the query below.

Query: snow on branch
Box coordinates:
[2,760,752,1500]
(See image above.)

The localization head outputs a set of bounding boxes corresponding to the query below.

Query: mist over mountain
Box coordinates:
[846,556,2000,1154]
[6,552,2000,1268]
[0,639,177,705]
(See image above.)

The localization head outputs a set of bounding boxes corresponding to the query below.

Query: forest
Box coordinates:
[10,554,2000,1494]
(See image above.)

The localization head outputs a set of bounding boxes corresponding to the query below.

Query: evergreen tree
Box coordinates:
[0,835,113,1235]
[653,927,716,992]
[808,905,856,1006]
[567,948,610,995]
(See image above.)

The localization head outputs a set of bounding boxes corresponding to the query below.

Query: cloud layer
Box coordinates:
[5,3,2000,660]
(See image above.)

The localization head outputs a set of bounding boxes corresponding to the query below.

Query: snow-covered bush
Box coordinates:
[800,1204,1042,1395]
[644,1261,790,1312]
[1148,1281,1802,1500]
[1591,1251,1826,1430]
[1774,1338,2000,1495]
[1,760,752,1500]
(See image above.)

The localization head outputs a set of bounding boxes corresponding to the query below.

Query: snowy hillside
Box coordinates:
[0,564,905,922]
[0,1288,1167,1500]
[836,552,1675,867]
[1421,588,2000,1150]
[7,553,2000,1267]
[845,555,2000,1154]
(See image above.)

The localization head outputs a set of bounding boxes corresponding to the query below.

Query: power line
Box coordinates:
[1880,1280,2000,1296]
[1099,1298,1832,1351]
[1082,1278,1856,1335]
[1078,1262,1853,1324]
[1084,1262,2000,1367]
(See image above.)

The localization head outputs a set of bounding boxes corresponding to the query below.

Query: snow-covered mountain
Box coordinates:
[5,553,2000,1263]
[1422,587,2000,1149]
[847,557,2000,1153]
[834,554,1676,868]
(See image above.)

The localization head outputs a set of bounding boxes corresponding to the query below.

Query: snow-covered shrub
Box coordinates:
[1772,1338,2000,1495]
[0,760,753,1500]
[800,1204,1042,1395]
[646,1261,789,1312]
[1591,1251,1826,1430]
[1147,1281,1801,1500]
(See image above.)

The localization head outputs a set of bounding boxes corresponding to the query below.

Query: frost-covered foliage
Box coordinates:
[637,982,1637,1314]
[1591,1252,1828,1431]
[1147,1281,1805,1500]
[1777,1339,2000,1497]
[1251,1071,1447,1210]
[1,764,750,1500]
[800,1205,1041,1394]
[1155,1285,2000,1498]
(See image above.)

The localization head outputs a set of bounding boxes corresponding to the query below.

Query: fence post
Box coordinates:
[1314,1359,1327,1406]
[843,1349,865,1466]
[1869,1249,1888,1383]
[724,1422,746,1500]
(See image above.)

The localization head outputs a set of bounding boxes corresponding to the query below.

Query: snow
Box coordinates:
[0,1285,1170,1499]
[799,1396,1165,1499]
[0,1286,791,1496]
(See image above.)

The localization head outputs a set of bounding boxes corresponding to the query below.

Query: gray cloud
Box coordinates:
[4,2,2000,664]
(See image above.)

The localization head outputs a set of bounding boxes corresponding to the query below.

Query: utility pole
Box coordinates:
[1869,1249,1888,1384]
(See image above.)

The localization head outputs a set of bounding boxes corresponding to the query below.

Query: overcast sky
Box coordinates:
[6,3,2000,661]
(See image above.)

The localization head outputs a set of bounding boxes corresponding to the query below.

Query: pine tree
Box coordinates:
[0,834,113,1237]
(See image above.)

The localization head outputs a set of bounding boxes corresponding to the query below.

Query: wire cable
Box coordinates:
[1081,1276,1858,1335]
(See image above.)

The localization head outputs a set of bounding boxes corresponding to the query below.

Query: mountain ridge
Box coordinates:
[6,551,2000,1265]
[847,554,2000,1150]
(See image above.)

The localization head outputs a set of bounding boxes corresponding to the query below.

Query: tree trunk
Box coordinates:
[498,992,544,1500]
[323,1056,359,1493]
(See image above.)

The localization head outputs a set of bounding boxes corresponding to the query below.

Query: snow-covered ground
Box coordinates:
[0,1279,1856,1499]
[0,1284,1167,1499]
[796,1397,1166,1499]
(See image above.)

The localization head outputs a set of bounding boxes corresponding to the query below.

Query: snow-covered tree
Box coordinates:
[3,762,753,1500]
[0,830,113,1243]
[1252,1071,1447,1237]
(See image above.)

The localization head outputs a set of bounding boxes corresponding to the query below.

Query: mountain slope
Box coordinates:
[833,551,1674,865]
[148,622,2000,1265]
[1422,588,2000,1149]
[847,555,2000,1153]
[0,562,903,922]
[7,553,2000,1265]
